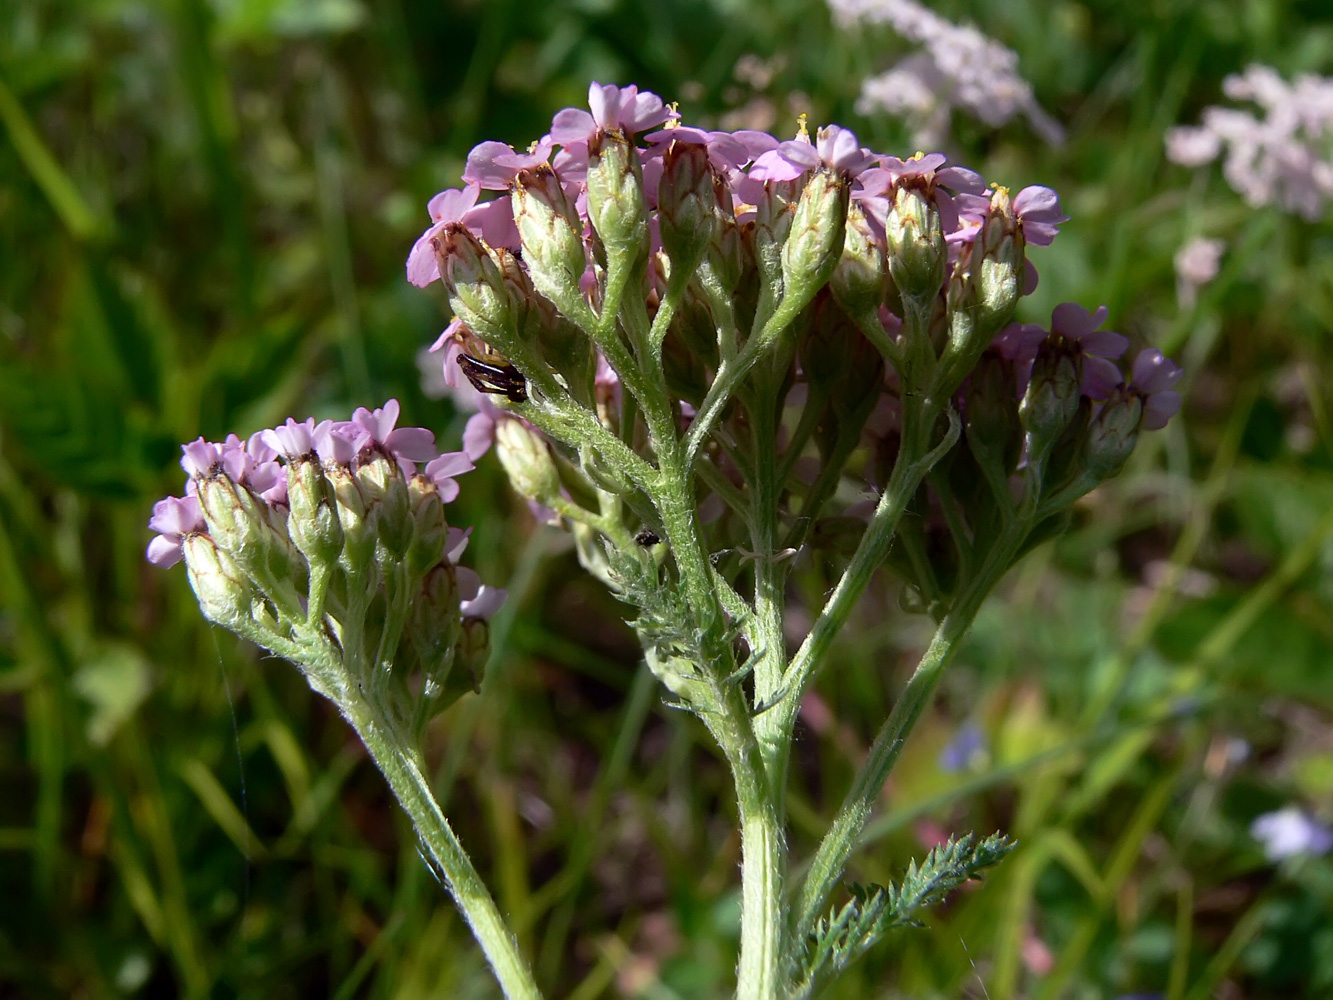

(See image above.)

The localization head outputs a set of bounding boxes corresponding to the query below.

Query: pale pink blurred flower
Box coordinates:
[1174,236,1225,308]
[1166,64,1333,220]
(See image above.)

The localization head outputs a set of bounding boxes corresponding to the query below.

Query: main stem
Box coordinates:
[346,696,544,1000]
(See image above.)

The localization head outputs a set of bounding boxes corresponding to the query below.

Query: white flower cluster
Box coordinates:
[829,0,1063,147]
[1166,64,1333,220]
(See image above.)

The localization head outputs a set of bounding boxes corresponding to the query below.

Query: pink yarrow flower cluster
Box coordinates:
[147,399,479,576]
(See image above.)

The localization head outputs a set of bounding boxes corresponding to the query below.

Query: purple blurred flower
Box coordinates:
[1251,806,1333,861]
[457,565,507,619]
[1049,303,1129,400]
[146,496,205,568]
[1130,348,1183,430]
[939,723,987,772]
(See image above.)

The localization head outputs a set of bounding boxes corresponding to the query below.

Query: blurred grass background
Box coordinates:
[3,0,1333,997]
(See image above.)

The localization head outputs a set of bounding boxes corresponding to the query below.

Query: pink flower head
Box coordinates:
[864,153,987,195]
[643,126,765,195]
[407,185,481,287]
[462,136,555,190]
[1130,348,1183,430]
[181,438,224,479]
[857,154,987,241]
[781,124,878,177]
[1013,185,1066,247]
[549,82,674,145]
[146,496,204,568]
[424,451,475,503]
[312,420,361,466]
[1050,303,1129,399]
[344,399,438,467]
[262,418,319,459]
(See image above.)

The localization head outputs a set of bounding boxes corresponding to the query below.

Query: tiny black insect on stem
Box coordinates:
[634,528,660,547]
[457,354,528,403]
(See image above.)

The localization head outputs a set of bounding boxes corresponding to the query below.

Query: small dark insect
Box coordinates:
[634,528,660,547]
[457,353,528,403]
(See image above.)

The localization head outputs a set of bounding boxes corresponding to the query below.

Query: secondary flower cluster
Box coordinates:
[148,401,504,725]
[1167,64,1333,220]
[828,0,1064,148]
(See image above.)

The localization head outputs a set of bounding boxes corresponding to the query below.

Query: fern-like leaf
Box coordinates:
[790,831,1015,999]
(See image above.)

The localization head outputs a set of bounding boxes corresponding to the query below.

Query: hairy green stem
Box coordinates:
[345,696,543,1000]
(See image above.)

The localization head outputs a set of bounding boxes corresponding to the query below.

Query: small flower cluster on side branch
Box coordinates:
[148,400,502,736]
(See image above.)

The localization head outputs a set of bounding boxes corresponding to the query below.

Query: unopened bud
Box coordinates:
[658,141,718,273]
[183,533,252,627]
[753,178,800,289]
[357,454,411,558]
[286,458,342,569]
[495,417,561,506]
[780,168,849,315]
[512,166,587,311]
[407,564,472,703]
[884,183,947,303]
[586,130,649,266]
[830,201,887,318]
[948,188,1023,333]
[456,618,491,692]
[1084,389,1142,480]
[327,463,373,571]
[407,477,449,577]
[964,351,1021,477]
[1020,335,1081,464]
[436,224,515,348]
[196,474,288,579]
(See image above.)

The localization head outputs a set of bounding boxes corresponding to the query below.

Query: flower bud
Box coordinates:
[658,141,718,273]
[357,453,411,559]
[586,130,649,265]
[436,224,515,347]
[456,617,491,692]
[407,476,449,577]
[948,188,1023,334]
[707,209,745,293]
[195,474,289,580]
[1020,335,1081,464]
[327,463,373,571]
[183,533,252,627]
[406,563,473,703]
[884,182,947,303]
[830,201,887,319]
[964,351,1021,477]
[753,178,800,289]
[780,168,850,315]
[494,417,561,506]
[1083,388,1142,481]
[286,457,343,569]
[512,165,587,309]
